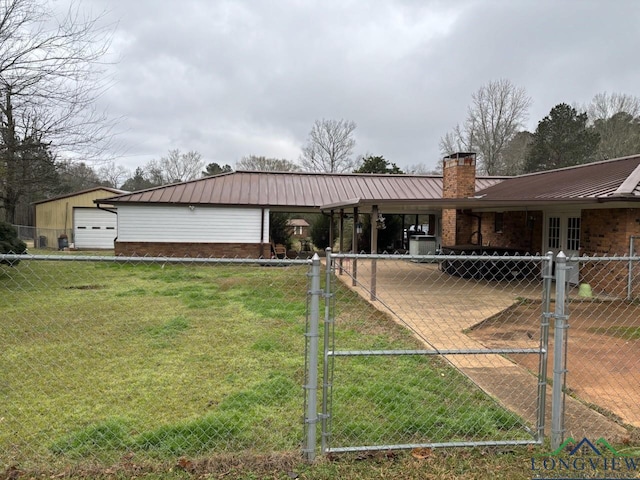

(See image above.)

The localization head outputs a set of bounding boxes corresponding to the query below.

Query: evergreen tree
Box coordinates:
[202,162,232,176]
[524,103,600,173]
[310,214,334,251]
[354,155,403,174]
[269,212,292,249]
[120,167,157,191]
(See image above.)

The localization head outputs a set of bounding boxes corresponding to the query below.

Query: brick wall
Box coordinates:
[442,153,477,246]
[115,242,270,258]
[479,211,544,253]
[581,208,640,255]
[441,209,457,246]
[580,208,640,297]
[443,154,476,199]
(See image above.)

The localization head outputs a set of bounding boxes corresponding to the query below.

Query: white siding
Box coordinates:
[117,205,269,243]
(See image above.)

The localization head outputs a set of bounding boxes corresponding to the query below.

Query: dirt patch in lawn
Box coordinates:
[467,299,640,428]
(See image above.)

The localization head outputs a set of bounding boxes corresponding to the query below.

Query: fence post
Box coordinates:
[321,248,333,454]
[551,252,568,450]
[536,252,554,442]
[303,254,321,462]
[629,236,637,301]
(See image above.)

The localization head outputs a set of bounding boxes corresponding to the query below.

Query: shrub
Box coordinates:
[0,222,27,265]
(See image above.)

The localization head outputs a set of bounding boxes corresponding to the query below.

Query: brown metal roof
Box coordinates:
[475,155,640,202]
[34,187,128,205]
[99,171,506,210]
[287,218,310,227]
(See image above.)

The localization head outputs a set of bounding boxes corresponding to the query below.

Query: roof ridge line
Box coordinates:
[613,161,640,196]
[511,154,640,179]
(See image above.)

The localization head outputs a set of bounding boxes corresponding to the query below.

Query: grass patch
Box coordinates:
[1,447,569,480]
[145,316,190,338]
[588,326,640,340]
[133,412,248,455]
[50,418,131,457]
[0,257,533,471]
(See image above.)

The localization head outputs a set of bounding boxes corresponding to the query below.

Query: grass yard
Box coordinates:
[1,256,534,477]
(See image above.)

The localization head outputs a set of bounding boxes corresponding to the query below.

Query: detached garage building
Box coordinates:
[34,187,126,249]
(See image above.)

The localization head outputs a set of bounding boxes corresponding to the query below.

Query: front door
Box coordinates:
[545,212,581,285]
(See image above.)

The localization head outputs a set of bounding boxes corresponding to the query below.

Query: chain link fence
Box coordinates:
[11,225,67,249]
[321,253,550,454]
[561,255,640,439]
[0,253,312,472]
[317,251,639,455]
[2,249,638,471]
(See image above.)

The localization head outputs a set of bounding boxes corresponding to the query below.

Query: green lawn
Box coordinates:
[1,257,535,476]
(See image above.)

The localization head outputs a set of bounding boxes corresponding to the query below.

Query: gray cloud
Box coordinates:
[75,0,640,172]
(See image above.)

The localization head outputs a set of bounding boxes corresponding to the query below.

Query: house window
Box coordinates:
[567,217,581,251]
[548,217,560,249]
[294,226,303,235]
[494,212,504,233]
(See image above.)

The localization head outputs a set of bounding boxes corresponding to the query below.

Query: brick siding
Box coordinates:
[581,208,640,297]
[442,154,477,246]
[479,211,544,253]
[115,242,270,258]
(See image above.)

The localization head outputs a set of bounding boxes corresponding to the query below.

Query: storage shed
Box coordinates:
[34,187,126,249]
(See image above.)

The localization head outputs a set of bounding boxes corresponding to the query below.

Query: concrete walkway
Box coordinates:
[334,258,628,442]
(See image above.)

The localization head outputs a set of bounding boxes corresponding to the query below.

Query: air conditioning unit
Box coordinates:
[409,235,437,257]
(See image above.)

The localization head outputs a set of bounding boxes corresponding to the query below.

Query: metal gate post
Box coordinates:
[321,248,333,454]
[303,254,321,462]
[536,252,554,442]
[551,252,568,450]
[629,236,638,301]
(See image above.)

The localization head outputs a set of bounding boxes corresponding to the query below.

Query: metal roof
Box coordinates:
[98,171,506,211]
[475,154,640,202]
[287,218,310,227]
[34,187,128,205]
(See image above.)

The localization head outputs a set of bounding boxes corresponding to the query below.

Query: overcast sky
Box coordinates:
[75,0,640,173]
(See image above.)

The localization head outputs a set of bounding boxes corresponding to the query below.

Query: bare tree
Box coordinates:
[438,125,475,158]
[236,155,300,171]
[142,159,166,186]
[440,79,531,175]
[300,119,357,173]
[586,92,640,160]
[405,163,440,175]
[499,131,533,176]
[587,92,640,121]
[0,0,113,222]
[158,149,204,183]
[97,162,130,189]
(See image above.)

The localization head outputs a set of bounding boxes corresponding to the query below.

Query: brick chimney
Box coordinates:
[442,152,477,246]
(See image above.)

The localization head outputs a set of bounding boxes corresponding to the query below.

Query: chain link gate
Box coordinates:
[315,251,554,455]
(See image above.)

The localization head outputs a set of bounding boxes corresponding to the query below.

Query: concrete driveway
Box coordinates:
[334,257,628,442]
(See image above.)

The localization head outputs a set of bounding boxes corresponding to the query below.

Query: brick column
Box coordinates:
[442,153,477,246]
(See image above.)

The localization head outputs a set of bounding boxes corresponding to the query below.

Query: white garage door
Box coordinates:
[73,208,117,249]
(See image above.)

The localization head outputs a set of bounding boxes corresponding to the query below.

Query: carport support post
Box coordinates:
[303,254,321,462]
[338,209,344,275]
[370,205,378,301]
[551,252,568,450]
[352,207,358,286]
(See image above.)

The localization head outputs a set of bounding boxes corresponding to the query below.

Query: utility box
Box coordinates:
[409,235,437,256]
